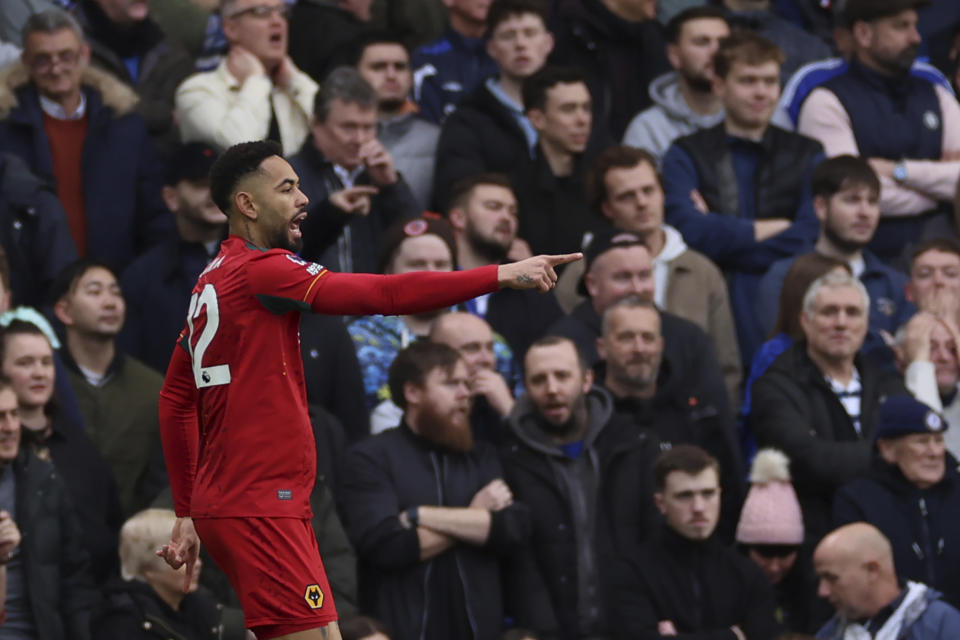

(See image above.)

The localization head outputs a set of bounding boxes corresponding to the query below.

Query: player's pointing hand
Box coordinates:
[497,253,583,292]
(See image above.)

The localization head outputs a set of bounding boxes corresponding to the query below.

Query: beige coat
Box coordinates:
[175,58,317,156]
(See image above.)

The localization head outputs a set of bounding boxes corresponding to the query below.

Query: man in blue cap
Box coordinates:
[833,394,960,608]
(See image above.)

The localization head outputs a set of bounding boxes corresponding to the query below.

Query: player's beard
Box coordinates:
[416,401,474,453]
[271,218,304,253]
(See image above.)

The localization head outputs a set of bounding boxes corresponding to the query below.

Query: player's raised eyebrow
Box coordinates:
[274,177,298,190]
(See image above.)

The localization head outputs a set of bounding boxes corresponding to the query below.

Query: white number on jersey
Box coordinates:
[186,284,232,388]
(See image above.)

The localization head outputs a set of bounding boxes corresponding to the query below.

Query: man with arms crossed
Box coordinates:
[156,140,578,640]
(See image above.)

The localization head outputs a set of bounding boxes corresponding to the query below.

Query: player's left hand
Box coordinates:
[497,253,583,292]
[156,516,200,592]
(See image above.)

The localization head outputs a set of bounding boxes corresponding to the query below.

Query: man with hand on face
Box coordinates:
[339,341,529,640]
[175,0,317,155]
[610,444,781,640]
[289,66,420,274]
[431,312,517,441]
[900,307,960,459]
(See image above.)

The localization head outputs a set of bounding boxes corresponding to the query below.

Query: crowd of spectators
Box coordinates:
[0,0,958,638]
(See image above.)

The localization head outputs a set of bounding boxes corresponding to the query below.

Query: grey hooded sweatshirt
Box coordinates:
[621,71,725,165]
[506,388,615,637]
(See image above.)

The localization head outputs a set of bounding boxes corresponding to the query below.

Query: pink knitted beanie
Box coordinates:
[735,449,804,545]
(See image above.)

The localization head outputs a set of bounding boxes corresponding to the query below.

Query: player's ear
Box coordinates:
[234,190,258,221]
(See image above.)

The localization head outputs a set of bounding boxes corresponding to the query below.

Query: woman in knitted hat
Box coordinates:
[737,449,829,633]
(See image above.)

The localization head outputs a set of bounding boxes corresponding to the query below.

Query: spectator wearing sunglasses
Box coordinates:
[736,449,830,634]
[175,0,317,155]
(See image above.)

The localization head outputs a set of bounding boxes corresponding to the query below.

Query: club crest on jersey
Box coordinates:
[304,584,324,609]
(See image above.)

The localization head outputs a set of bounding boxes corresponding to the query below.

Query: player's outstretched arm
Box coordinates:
[497,253,583,292]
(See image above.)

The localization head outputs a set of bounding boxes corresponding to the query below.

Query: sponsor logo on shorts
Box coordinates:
[277,490,292,500]
[304,584,324,609]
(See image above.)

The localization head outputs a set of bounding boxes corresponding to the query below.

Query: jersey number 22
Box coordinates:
[186,284,232,389]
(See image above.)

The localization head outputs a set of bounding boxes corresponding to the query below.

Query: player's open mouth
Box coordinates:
[290,212,307,239]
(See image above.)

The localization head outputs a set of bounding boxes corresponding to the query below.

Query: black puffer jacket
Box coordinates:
[13,447,98,640]
[834,456,960,608]
[750,340,906,542]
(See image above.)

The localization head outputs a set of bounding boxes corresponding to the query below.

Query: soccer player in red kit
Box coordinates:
[156,141,579,640]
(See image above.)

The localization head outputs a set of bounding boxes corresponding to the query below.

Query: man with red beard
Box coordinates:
[498,335,661,639]
[338,341,529,640]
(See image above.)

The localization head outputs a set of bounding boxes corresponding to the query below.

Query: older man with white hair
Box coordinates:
[834,394,960,609]
[750,271,907,542]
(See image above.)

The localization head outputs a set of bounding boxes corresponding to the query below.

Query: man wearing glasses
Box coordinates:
[175,0,317,156]
[0,8,171,273]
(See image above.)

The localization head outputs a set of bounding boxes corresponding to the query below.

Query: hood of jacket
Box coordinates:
[0,62,139,120]
[647,71,726,128]
[507,385,615,458]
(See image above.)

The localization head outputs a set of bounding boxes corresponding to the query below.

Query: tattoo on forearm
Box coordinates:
[516,274,533,284]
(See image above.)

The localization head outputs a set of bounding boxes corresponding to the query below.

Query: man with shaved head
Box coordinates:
[431,312,516,419]
[814,522,960,639]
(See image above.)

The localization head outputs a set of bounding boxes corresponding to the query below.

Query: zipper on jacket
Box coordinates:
[918,497,936,585]
[417,452,446,640]
[443,454,479,639]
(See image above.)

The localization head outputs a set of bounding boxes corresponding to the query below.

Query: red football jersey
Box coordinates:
[160,235,499,518]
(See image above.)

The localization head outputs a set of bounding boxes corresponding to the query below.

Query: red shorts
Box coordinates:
[194,517,338,639]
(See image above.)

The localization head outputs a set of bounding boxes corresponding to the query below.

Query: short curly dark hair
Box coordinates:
[208,140,283,215]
